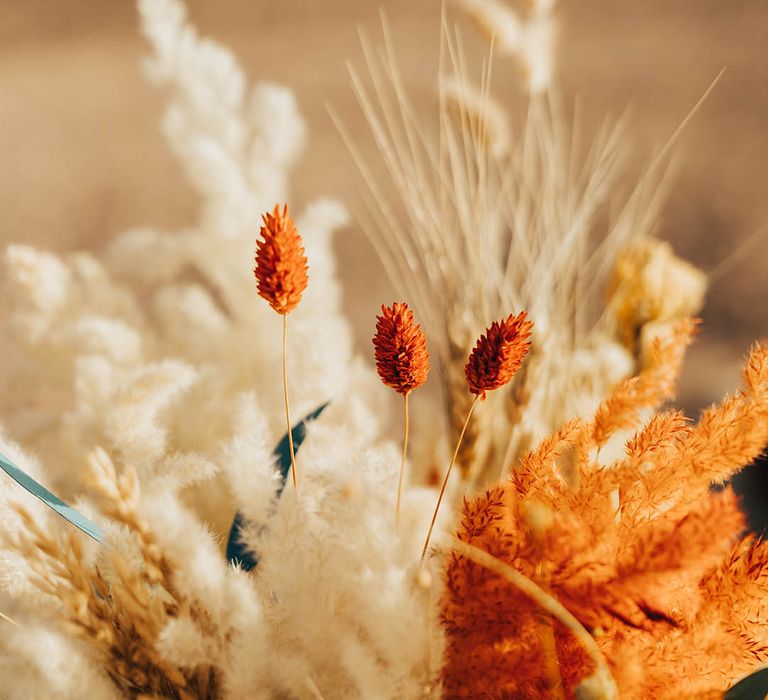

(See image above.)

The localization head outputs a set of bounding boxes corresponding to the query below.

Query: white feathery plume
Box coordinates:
[0,1,447,696]
[456,0,559,93]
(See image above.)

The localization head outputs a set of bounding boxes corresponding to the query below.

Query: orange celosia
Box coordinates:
[253,203,309,490]
[442,326,768,699]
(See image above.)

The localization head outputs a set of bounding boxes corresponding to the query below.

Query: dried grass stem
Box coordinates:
[283,313,298,491]
[449,538,615,690]
[422,395,480,559]
[397,392,410,521]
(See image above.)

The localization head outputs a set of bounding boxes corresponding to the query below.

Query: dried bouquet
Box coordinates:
[0,1,767,699]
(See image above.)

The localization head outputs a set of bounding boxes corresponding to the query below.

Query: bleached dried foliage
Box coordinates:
[456,0,559,93]
[1,443,442,698]
[606,238,708,363]
[337,12,704,486]
[0,0,352,503]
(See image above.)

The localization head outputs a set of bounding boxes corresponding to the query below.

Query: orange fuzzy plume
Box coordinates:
[442,332,768,699]
[465,311,533,399]
[373,302,430,395]
[254,204,309,315]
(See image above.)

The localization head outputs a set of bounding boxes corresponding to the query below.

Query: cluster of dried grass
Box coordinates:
[4,307,767,699]
[337,8,713,494]
[4,451,223,699]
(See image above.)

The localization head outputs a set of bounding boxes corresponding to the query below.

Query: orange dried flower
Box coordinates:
[442,335,768,699]
[373,302,430,395]
[254,204,309,315]
[465,311,533,398]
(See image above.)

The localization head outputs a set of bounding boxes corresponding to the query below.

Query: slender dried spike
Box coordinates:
[372,302,430,516]
[397,393,410,521]
[465,311,533,398]
[423,312,533,558]
[254,204,309,490]
[282,313,297,491]
[422,394,480,560]
[448,334,483,477]
[0,609,18,626]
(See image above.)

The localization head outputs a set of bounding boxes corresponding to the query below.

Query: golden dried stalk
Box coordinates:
[447,336,485,477]
[3,452,221,700]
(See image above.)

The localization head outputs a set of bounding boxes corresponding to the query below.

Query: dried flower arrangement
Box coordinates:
[0,1,766,699]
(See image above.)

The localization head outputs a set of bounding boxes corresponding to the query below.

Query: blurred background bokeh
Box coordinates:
[1,1,766,439]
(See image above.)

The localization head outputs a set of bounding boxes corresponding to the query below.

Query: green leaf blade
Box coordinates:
[0,450,104,543]
[226,402,329,570]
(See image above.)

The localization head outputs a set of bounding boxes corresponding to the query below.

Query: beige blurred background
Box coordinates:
[1,0,767,411]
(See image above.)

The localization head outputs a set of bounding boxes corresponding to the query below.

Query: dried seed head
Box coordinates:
[465,311,533,398]
[373,302,430,395]
[254,204,309,315]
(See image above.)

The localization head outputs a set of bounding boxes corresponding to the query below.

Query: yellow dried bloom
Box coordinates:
[606,239,707,348]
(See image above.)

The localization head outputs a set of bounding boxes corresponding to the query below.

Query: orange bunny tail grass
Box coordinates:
[442,336,768,699]
[422,312,533,559]
[373,302,430,395]
[465,311,533,398]
[254,204,309,491]
[254,203,309,315]
[372,301,430,519]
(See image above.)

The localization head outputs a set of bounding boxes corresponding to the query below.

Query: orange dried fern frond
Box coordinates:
[590,317,696,448]
[442,332,768,699]
[615,341,768,527]
[683,342,768,487]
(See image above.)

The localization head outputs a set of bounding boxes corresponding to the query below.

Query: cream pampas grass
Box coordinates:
[0,0,445,696]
